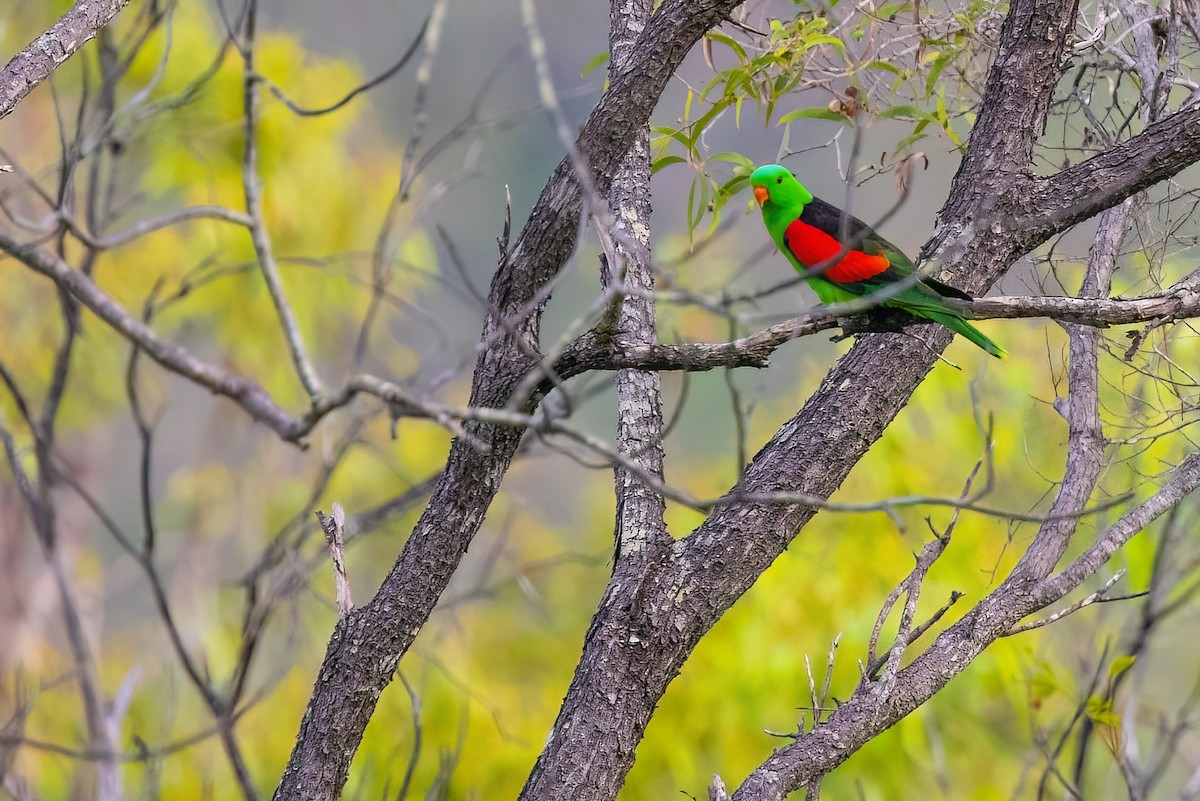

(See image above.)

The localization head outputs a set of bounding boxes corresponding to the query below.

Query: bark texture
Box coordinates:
[603,0,667,558]
[0,0,133,121]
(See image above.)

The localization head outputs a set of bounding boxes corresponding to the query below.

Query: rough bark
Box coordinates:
[0,0,134,121]
[517,1,669,799]
[604,0,668,560]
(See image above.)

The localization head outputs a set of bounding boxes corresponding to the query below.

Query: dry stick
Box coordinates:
[239,0,323,404]
[59,204,253,250]
[865,462,980,692]
[1034,452,1200,606]
[398,2,449,202]
[28,395,282,801]
[1010,194,1128,584]
[0,230,309,440]
[0,695,263,763]
[0,0,134,121]
[345,375,1131,521]
[317,504,354,616]
[394,674,424,801]
[17,171,124,796]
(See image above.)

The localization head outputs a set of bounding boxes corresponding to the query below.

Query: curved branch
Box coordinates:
[61,204,253,250]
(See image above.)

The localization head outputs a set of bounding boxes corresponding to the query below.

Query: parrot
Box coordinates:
[748,163,1005,358]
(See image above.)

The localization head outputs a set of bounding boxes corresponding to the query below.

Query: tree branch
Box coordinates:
[1030,103,1200,239]
[556,273,1200,378]
[602,0,667,559]
[239,0,324,403]
[0,0,134,121]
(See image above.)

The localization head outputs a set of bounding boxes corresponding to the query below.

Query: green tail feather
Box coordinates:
[925,310,1007,359]
[806,278,1007,358]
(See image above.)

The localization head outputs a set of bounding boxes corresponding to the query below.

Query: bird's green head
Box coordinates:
[749,164,813,213]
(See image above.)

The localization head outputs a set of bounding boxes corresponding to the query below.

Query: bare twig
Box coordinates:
[1004,571,1132,635]
[257,17,429,117]
[239,0,324,403]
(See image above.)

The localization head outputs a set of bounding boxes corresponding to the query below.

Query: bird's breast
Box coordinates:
[783,218,889,283]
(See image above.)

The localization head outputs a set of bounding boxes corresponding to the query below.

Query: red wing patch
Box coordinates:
[783,218,890,283]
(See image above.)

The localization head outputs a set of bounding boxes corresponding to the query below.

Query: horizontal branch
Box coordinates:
[256,16,428,117]
[0,0,133,120]
[555,315,839,376]
[559,278,1200,377]
[967,275,1200,325]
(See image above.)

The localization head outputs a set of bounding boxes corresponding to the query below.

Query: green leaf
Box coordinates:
[688,100,731,147]
[580,51,609,78]
[778,106,849,124]
[875,2,910,18]
[877,104,933,121]
[866,59,904,76]
[650,155,687,175]
[805,33,846,55]
[706,31,747,61]
[718,174,750,195]
[894,129,929,152]
[924,51,951,99]
[707,151,756,170]
[1108,655,1136,679]
[1085,696,1120,728]
[686,178,698,236]
[651,125,693,151]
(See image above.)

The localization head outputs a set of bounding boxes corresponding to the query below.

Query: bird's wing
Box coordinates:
[792,197,974,301]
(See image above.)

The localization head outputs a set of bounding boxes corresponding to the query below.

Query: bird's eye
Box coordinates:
[776,177,782,184]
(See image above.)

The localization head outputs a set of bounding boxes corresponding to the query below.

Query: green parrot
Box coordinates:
[749,163,1005,358]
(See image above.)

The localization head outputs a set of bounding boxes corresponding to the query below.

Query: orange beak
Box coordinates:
[753,185,769,206]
